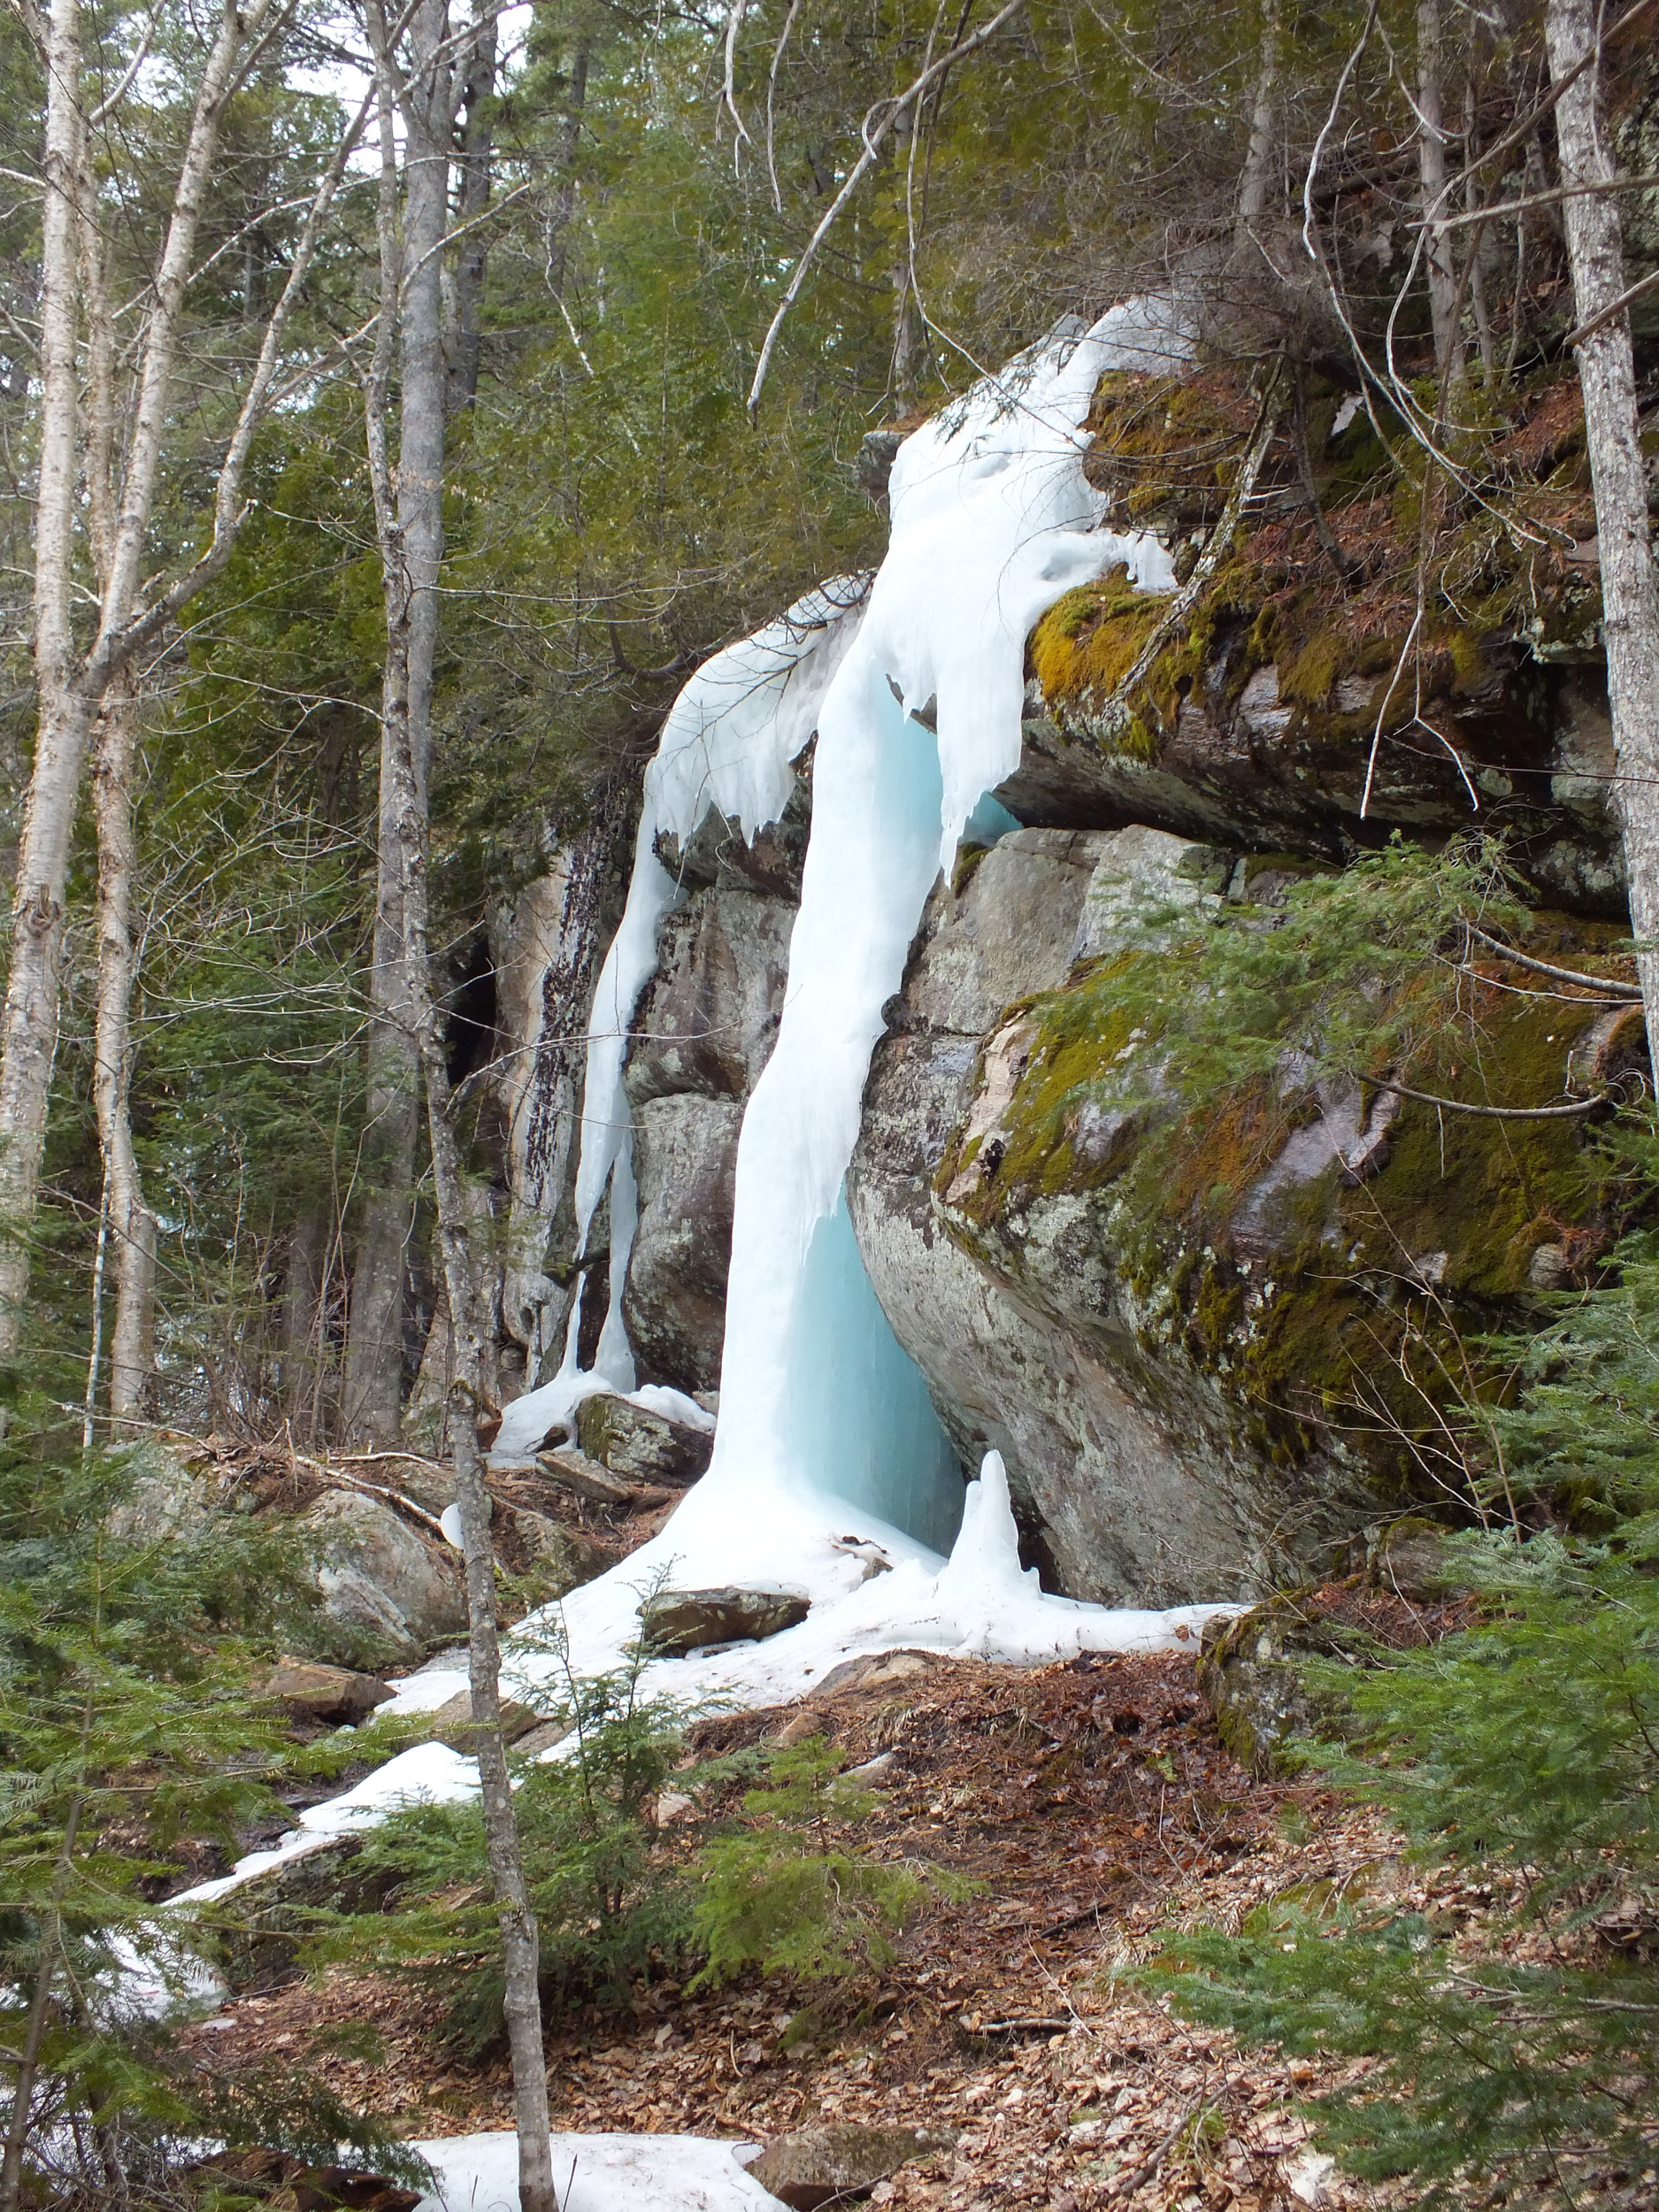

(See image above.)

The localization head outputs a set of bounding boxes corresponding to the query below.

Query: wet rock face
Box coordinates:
[849,822,1627,1607]
[622,772,809,1394]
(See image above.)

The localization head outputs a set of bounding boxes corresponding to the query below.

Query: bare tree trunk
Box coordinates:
[1233,0,1279,255]
[543,43,589,299]
[1545,0,1659,1043]
[359,50,554,2203]
[283,1210,323,1439]
[90,675,157,1423]
[0,0,88,1355]
[1416,0,1462,384]
[346,0,459,1446]
[0,0,326,1363]
[446,6,498,415]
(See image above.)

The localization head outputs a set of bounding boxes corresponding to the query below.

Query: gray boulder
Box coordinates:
[510,1508,616,1598]
[104,1446,213,1541]
[640,1586,810,1657]
[1196,1596,1372,1778]
[298,1490,466,1655]
[575,1392,714,1486]
[749,2124,956,2208]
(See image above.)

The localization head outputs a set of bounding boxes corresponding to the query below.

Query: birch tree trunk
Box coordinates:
[90,675,157,1425]
[0,0,331,1363]
[1545,0,1659,1043]
[1233,0,1279,256]
[360,56,555,2204]
[0,0,90,1354]
[1416,0,1463,384]
[346,0,460,1445]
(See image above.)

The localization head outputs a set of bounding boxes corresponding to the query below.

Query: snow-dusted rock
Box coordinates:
[576,1390,715,1487]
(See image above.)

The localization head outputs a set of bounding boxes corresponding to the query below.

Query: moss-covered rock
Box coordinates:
[1003,363,1625,916]
[1196,1595,1371,1779]
[848,818,1642,1605]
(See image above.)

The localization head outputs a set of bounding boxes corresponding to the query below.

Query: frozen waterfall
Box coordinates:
[148,306,1230,1950]
[472,297,1219,1690]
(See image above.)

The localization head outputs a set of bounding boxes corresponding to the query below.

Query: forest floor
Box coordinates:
[183,1640,1436,2212]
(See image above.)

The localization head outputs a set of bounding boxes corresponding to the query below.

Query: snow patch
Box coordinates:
[410,2130,773,2212]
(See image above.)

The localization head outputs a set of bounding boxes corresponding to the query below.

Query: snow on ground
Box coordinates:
[410,2130,775,2212]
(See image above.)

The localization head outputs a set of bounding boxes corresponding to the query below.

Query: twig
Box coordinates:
[1464,925,1643,999]
[1350,1071,1615,1119]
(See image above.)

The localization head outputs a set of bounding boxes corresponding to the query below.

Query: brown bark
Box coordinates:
[446,6,499,415]
[1545,0,1659,1044]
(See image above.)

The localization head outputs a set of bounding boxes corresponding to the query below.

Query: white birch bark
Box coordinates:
[90,674,157,1424]
[1545,0,1659,1043]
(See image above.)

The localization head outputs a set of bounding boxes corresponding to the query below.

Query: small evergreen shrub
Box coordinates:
[0,1409,415,2202]
[316,1641,695,2049]
[689,1735,974,1985]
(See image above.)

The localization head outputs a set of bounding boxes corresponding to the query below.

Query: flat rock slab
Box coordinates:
[424,1689,543,1753]
[748,2123,959,2208]
[259,1660,395,1724]
[641,1586,810,1657]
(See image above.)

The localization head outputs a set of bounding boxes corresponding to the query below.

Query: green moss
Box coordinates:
[933,898,1619,1494]
[952,843,990,897]
[1026,572,1166,733]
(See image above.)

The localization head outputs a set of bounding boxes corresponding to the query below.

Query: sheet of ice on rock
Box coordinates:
[483,298,1193,1663]
[409,2130,775,2212]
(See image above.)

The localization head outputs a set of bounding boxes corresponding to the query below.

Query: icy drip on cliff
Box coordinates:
[495,299,1187,1609]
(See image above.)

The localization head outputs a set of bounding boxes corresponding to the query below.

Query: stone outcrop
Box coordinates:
[620,771,810,1393]
[849,820,1635,1605]
[298,1491,467,1656]
[640,1586,811,1656]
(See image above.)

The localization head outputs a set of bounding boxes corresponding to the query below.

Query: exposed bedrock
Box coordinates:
[1002,664,1624,917]
[621,778,807,1394]
[848,822,1640,1607]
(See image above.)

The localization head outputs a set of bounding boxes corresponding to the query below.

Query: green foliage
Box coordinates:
[316,1639,693,2050]
[1105,832,1533,1109]
[1143,1259,1659,2198]
[0,1412,411,2199]
[689,1735,972,1986]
